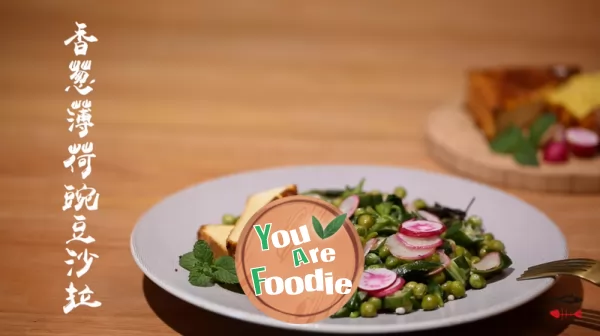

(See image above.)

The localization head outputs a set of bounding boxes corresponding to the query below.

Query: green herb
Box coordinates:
[528,113,557,147]
[513,140,539,166]
[490,125,525,154]
[312,213,347,240]
[179,252,199,271]
[179,240,239,287]
[213,256,239,284]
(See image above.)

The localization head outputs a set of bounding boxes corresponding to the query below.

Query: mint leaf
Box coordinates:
[490,126,525,154]
[179,252,199,271]
[312,216,324,239]
[322,213,347,239]
[212,256,239,284]
[193,240,213,264]
[189,268,214,287]
[513,140,539,166]
[529,113,557,147]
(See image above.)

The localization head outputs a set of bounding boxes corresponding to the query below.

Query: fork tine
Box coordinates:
[527,259,595,270]
[522,264,591,275]
[517,272,560,281]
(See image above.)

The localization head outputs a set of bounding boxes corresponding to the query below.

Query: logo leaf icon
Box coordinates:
[312,216,325,239]
[322,213,347,239]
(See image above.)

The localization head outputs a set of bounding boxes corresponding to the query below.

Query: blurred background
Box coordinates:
[1,1,600,335]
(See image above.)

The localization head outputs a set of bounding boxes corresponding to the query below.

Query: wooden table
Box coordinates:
[1,1,600,335]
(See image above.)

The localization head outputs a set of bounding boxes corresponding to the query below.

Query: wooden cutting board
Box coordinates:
[426,104,600,193]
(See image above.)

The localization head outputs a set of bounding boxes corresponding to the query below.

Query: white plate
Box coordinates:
[131,165,567,334]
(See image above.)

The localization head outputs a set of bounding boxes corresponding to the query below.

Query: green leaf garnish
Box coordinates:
[181,239,239,287]
[490,125,525,154]
[193,240,214,264]
[212,256,239,284]
[528,113,557,147]
[189,269,214,287]
[179,252,199,271]
[312,216,325,239]
[322,213,347,239]
[513,140,539,166]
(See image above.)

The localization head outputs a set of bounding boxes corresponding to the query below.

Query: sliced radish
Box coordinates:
[363,237,385,257]
[418,210,442,223]
[543,140,569,163]
[472,252,501,272]
[565,127,599,158]
[385,236,436,260]
[358,268,397,292]
[395,233,443,250]
[400,220,446,238]
[367,277,406,298]
[428,251,451,275]
[339,195,359,217]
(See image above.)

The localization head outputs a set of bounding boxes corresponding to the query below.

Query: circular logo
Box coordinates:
[235,195,364,324]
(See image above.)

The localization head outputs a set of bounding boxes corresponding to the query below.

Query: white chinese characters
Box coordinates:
[63,22,101,314]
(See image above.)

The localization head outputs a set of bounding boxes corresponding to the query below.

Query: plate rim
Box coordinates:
[130,164,568,334]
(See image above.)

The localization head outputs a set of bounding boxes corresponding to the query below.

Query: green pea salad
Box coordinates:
[301,178,513,318]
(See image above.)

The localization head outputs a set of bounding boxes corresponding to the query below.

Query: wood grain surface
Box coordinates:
[1,0,600,335]
[236,196,363,324]
[426,104,600,193]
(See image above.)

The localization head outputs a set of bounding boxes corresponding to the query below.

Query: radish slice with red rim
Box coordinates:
[428,251,451,275]
[358,268,397,292]
[418,210,442,223]
[565,127,599,158]
[385,235,436,260]
[363,237,385,257]
[472,252,501,271]
[400,220,446,238]
[395,232,443,250]
[367,277,406,298]
[339,195,359,217]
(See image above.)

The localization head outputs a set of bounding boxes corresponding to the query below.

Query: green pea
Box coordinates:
[404,281,418,291]
[365,253,382,266]
[487,240,505,252]
[441,281,453,296]
[454,245,466,257]
[354,207,367,217]
[430,271,446,285]
[478,247,488,258]
[412,198,427,210]
[421,294,439,311]
[360,302,378,318]
[464,250,473,260]
[367,297,382,311]
[426,253,441,264]
[357,214,375,229]
[470,256,481,265]
[332,197,343,207]
[483,233,494,241]
[349,311,360,318]
[384,256,401,269]
[393,186,407,199]
[449,281,466,298]
[365,232,378,241]
[221,214,237,225]
[360,237,366,246]
[413,283,427,300]
[378,244,391,259]
[355,225,367,237]
[469,273,487,289]
[366,264,385,270]
[467,215,483,228]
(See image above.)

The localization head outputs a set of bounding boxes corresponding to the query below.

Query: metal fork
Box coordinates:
[517,258,600,286]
